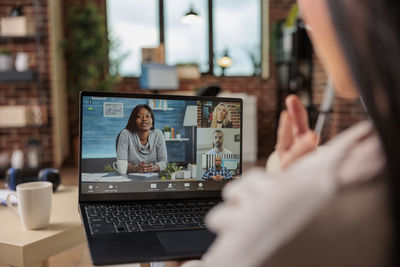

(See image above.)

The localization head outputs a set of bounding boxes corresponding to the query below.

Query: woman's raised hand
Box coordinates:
[275,95,318,169]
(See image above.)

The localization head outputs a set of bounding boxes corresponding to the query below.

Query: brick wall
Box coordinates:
[229,103,241,128]
[311,54,366,143]
[0,0,54,167]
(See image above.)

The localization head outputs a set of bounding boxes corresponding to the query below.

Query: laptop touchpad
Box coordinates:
[157,230,215,254]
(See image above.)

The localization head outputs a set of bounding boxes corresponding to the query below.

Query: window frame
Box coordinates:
[107,0,269,78]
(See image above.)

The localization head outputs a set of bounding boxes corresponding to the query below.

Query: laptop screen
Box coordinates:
[80,93,242,195]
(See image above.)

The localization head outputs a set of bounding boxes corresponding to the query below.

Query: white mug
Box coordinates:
[191,164,197,178]
[113,159,128,175]
[15,52,29,72]
[6,181,53,230]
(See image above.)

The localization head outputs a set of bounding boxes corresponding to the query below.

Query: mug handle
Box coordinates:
[6,193,19,216]
[112,162,119,173]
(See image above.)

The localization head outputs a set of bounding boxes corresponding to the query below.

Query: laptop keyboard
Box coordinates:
[84,199,220,234]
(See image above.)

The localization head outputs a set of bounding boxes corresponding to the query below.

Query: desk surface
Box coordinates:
[0,185,85,267]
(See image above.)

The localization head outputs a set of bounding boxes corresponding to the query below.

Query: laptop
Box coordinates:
[78,91,243,265]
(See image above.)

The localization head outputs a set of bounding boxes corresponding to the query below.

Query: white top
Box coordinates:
[206,147,232,155]
[183,121,385,267]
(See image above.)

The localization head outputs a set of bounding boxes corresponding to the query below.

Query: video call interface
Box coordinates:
[81,95,242,194]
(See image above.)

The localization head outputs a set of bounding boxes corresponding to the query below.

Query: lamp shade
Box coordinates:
[183,105,197,126]
[217,56,233,68]
[217,50,233,68]
[182,6,201,24]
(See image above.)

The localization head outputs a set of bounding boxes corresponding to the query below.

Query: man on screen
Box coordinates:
[202,156,232,181]
[206,130,232,155]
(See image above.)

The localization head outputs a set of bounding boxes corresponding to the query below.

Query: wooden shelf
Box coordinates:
[165,138,189,142]
[0,34,46,42]
[0,70,36,82]
[152,107,173,111]
[148,99,173,111]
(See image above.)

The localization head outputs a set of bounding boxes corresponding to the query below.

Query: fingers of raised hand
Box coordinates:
[280,130,318,169]
[286,94,309,135]
[276,111,294,154]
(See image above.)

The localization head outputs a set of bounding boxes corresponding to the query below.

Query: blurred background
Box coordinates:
[0,0,366,175]
[0,0,371,266]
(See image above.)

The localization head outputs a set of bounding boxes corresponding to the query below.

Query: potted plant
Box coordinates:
[176,131,181,139]
[270,3,299,62]
[160,163,183,180]
[103,164,114,172]
[162,126,171,139]
[62,3,124,164]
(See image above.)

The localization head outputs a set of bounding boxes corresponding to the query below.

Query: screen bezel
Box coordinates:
[78,91,243,203]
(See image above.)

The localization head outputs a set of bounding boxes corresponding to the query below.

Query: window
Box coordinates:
[214,0,261,76]
[107,0,159,76]
[107,0,264,77]
[165,0,209,73]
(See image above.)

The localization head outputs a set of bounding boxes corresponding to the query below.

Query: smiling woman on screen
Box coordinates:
[116,104,167,173]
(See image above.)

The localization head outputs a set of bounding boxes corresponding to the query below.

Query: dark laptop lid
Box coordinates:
[78,91,243,202]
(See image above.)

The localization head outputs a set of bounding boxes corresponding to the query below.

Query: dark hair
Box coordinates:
[125,104,155,133]
[213,129,223,135]
[115,104,155,151]
[327,0,400,265]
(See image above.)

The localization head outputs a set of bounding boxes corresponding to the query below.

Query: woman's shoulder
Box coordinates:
[120,128,129,135]
[151,129,165,146]
[120,129,134,139]
[152,129,164,139]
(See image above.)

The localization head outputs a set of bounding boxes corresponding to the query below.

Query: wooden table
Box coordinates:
[0,186,85,267]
